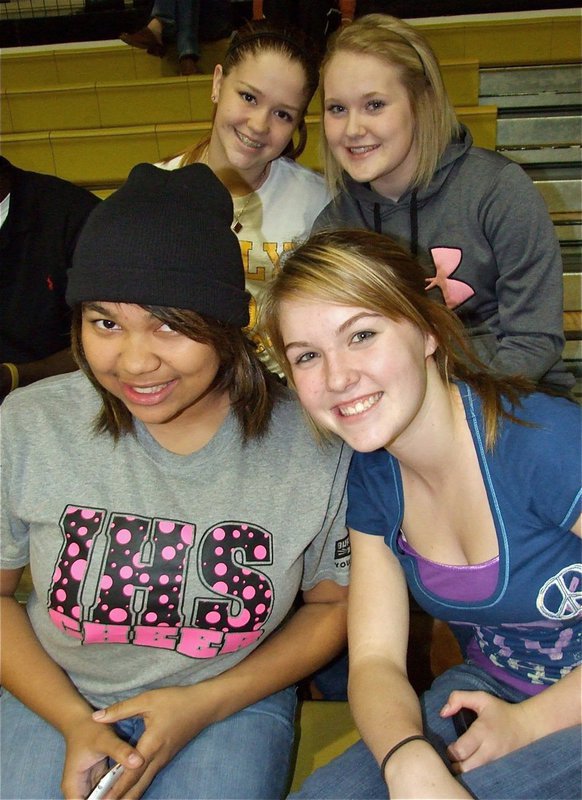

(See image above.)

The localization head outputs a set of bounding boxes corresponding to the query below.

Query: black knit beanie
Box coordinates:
[67,162,250,327]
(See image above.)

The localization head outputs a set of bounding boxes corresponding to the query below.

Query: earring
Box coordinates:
[211,94,217,102]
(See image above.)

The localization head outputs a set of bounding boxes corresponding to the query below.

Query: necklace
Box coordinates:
[230,164,270,233]
[232,192,254,234]
[199,144,270,233]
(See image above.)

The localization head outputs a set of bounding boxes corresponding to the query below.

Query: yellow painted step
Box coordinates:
[0,38,230,91]
[0,106,497,188]
[418,13,581,66]
[2,76,214,134]
[564,273,582,314]
[1,59,479,136]
[2,12,579,92]
[290,701,359,794]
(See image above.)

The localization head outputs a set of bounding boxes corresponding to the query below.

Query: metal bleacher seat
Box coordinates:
[480,62,582,394]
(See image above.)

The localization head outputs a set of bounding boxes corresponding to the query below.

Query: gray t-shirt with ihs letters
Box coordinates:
[1,371,351,708]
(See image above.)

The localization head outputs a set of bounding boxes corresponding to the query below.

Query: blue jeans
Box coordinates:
[0,685,296,799]
[312,649,349,700]
[151,0,200,59]
[290,664,582,799]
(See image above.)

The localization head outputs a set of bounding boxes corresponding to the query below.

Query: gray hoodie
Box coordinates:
[314,126,573,390]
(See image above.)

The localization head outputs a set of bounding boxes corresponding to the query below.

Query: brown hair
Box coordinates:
[260,229,535,449]
[320,14,460,194]
[72,304,281,442]
[169,19,321,167]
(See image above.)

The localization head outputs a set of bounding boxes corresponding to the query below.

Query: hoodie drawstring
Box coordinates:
[409,189,419,257]
[356,190,420,257]
[373,203,382,234]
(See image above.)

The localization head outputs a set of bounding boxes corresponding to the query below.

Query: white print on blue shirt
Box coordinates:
[537,563,582,620]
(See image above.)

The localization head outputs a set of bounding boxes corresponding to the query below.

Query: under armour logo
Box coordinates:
[425,247,475,309]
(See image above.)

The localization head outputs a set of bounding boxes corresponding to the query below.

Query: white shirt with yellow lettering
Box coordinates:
[159,156,330,374]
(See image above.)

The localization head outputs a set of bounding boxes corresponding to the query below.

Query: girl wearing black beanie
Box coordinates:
[0,163,351,800]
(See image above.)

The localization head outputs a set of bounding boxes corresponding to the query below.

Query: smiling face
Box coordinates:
[279,299,436,453]
[208,50,308,186]
[323,51,418,201]
[81,302,230,451]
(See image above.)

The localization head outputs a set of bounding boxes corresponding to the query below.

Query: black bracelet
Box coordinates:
[380,735,430,784]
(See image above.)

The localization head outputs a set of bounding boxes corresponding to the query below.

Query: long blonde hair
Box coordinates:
[321,14,460,194]
[167,19,321,168]
[260,229,534,449]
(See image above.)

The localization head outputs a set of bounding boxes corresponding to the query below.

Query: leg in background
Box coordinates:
[174,0,203,73]
[120,0,175,57]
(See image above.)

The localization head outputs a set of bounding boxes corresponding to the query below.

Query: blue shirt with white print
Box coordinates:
[347,383,581,693]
